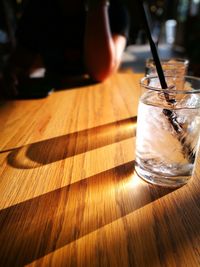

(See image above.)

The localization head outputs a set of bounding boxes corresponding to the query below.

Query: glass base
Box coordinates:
[135,162,191,188]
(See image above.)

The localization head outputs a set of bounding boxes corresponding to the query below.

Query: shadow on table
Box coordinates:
[6,117,137,169]
[0,161,178,267]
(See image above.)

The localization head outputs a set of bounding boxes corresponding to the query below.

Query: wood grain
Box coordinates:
[0,72,200,267]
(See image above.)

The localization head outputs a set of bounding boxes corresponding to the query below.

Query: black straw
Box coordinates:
[136,1,194,162]
[137,0,168,89]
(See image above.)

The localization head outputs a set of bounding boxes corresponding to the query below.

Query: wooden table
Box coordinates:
[0,72,200,267]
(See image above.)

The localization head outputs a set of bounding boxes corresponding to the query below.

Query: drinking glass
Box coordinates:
[145,58,189,76]
[135,75,200,187]
[145,58,189,90]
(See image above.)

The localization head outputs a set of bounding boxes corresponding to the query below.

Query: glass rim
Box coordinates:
[140,75,200,94]
[146,57,189,66]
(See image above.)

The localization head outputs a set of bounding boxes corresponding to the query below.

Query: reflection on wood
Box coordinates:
[0,162,175,267]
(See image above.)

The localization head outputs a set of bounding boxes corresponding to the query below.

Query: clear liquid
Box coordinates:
[135,94,200,186]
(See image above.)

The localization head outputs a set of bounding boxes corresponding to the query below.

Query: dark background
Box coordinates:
[0,0,200,79]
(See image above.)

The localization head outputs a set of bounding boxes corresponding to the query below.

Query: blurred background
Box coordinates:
[121,0,200,75]
[0,0,200,80]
